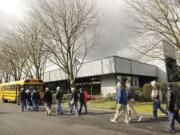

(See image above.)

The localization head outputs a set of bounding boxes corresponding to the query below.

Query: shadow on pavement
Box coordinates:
[0,112,11,115]
[142,117,168,123]
[87,111,114,116]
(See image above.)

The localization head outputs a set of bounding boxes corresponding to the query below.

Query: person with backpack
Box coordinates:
[126,81,143,122]
[110,80,129,124]
[78,88,88,115]
[151,80,167,119]
[69,87,79,116]
[44,87,52,116]
[56,86,64,115]
[32,89,40,111]
[18,87,26,112]
[167,84,180,133]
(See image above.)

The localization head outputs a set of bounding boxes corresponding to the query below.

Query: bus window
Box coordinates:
[24,84,43,92]
[36,85,44,92]
[24,85,35,92]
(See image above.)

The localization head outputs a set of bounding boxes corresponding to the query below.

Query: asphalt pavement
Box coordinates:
[0,102,179,135]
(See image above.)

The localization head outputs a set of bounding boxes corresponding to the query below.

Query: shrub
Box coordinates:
[171,82,180,88]
[133,88,144,102]
[63,94,71,101]
[111,93,116,101]
[143,83,152,102]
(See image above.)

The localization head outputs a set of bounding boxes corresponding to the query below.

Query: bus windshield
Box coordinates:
[24,84,44,92]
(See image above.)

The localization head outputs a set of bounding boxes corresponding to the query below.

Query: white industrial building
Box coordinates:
[43,41,179,96]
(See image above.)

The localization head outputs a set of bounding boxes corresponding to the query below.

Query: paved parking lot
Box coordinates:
[0,102,179,135]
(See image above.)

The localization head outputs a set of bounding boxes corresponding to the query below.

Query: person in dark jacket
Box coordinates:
[44,87,52,116]
[26,90,32,110]
[56,86,64,115]
[167,84,180,133]
[78,88,88,115]
[69,87,79,116]
[32,89,40,111]
[18,88,26,112]
[110,81,129,123]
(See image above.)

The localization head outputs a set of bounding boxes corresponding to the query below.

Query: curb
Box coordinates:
[54,104,166,116]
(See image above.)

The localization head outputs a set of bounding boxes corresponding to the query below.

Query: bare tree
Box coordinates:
[127,0,180,51]
[126,0,180,81]
[0,32,27,81]
[29,0,99,86]
[17,19,49,80]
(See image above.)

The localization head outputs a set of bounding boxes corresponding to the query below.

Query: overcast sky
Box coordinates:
[0,0,140,60]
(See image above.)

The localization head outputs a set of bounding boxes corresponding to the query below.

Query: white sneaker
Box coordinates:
[110,119,117,123]
[138,116,143,122]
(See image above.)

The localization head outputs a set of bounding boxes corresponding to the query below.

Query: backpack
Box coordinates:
[120,88,128,105]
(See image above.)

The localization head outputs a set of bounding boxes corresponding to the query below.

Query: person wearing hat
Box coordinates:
[151,80,167,119]
[18,87,26,112]
[43,87,52,116]
[166,84,180,133]
[56,86,64,115]
[69,87,79,116]
[110,80,129,123]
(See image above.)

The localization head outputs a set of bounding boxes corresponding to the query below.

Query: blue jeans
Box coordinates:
[168,110,180,131]
[20,99,26,112]
[57,100,63,114]
[32,100,39,111]
[69,102,78,115]
[153,100,167,118]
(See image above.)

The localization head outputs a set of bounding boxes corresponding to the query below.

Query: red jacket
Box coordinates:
[84,91,89,103]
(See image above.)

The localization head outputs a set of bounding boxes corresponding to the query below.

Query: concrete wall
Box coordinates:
[147,59,167,83]
[101,75,116,97]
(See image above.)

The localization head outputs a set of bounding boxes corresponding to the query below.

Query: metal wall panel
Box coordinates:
[44,56,158,82]
[43,72,50,82]
[131,61,157,77]
[115,57,131,74]
[78,60,102,77]
[49,69,67,82]
[101,57,115,74]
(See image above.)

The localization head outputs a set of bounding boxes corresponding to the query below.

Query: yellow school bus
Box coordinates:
[0,79,44,103]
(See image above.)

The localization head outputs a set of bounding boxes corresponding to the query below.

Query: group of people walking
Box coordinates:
[18,86,89,116]
[110,79,180,133]
[18,88,40,112]
[69,87,88,116]
[110,79,143,124]
[150,80,180,133]
[18,79,180,133]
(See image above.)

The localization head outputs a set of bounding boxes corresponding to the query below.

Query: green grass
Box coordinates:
[88,100,116,110]
[62,100,167,114]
